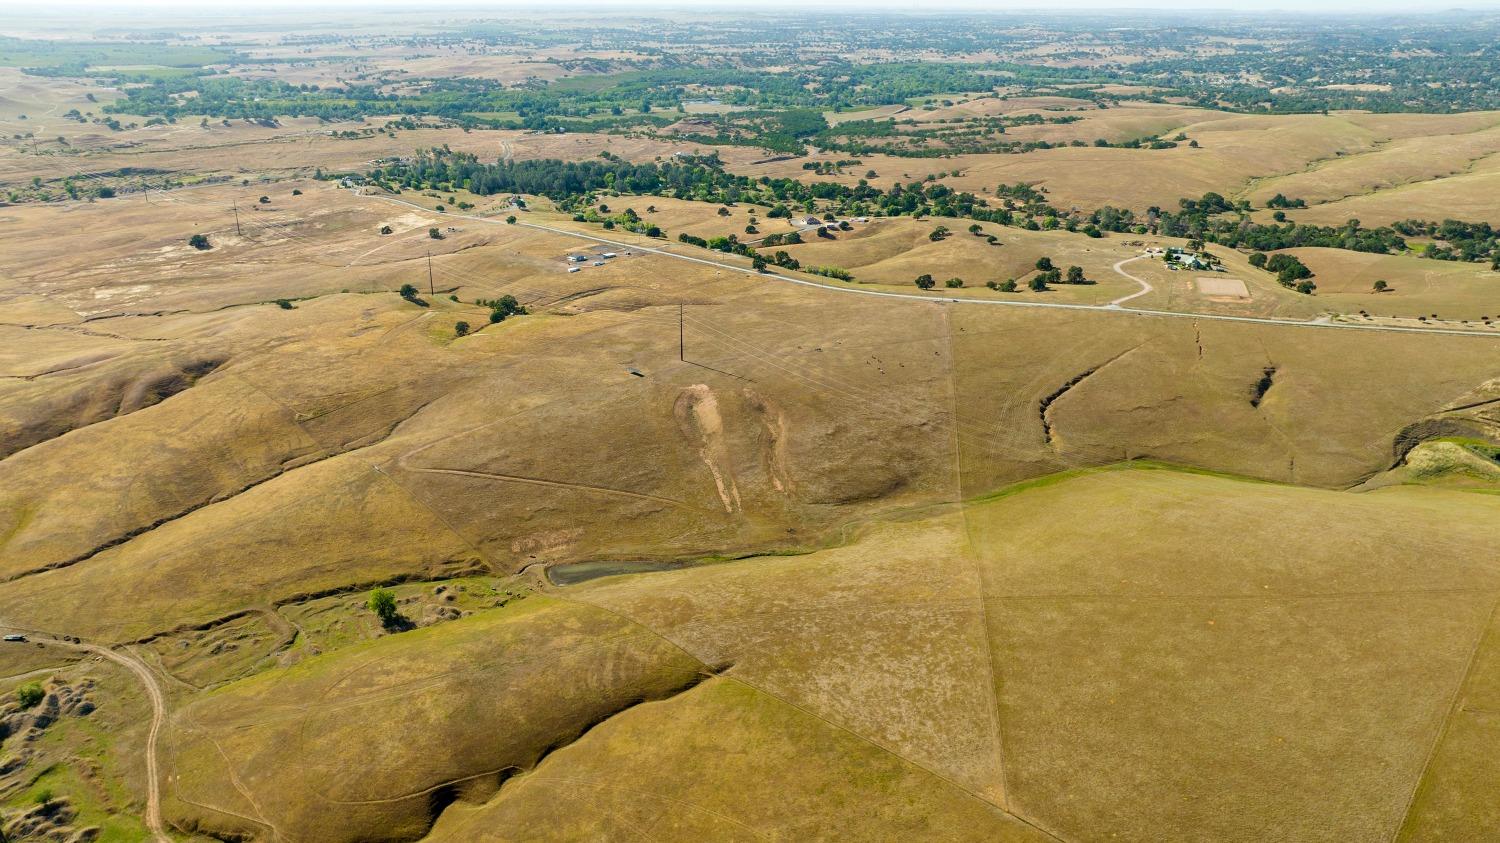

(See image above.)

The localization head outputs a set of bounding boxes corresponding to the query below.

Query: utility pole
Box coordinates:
[232,201,241,236]
[679,303,685,362]
[427,252,435,297]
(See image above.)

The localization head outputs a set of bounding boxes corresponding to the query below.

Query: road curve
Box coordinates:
[366,194,1500,340]
[1,628,169,842]
[1109,256,1154,306]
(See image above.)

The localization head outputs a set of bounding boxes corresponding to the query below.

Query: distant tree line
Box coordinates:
[358,151,1500,268]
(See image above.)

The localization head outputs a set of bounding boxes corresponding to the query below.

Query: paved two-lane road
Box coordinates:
[369,194,1500,340]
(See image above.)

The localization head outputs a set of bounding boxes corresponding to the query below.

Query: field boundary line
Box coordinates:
[1388,594,1500,842]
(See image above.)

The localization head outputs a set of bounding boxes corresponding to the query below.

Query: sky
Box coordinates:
[1,0,1495,12]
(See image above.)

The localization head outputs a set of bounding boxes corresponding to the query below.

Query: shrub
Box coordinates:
[1035,257,1054,271]
[808,266,853,281]
[292,188,302,196]
[505,215,517,224]
[428,227,442,240]
[1248,252,1267,268]
[914,274,935,290]
[1029,275,1049,291]
[275,299,293,310]
[1000,279,1017,292]
[454,321,470,337]
[945,277,964,288]
[188,233,211,250]
[16,682,43,709]
[379,225,393,235]
[1066,265,1086,284]
[1373,279,1388,292]
[258,196,270,204]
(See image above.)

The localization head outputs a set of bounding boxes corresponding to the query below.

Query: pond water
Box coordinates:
[545,560,688,586]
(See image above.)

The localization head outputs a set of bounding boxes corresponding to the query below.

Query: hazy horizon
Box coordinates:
[3,0,1499,16]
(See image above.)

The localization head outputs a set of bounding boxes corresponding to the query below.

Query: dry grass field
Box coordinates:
[4,36,1500,840]
[152,468,1500,840]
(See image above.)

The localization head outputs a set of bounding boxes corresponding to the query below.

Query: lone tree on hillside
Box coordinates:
[454,321,470,337]
[429,227,443,240]
[188,233,211,250]
[15,682,42,709]
[914,274,935,290]
[368,588,401,628]
[1373,279,1389,292]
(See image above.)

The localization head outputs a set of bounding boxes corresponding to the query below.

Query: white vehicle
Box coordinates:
[601,252,617,258]
[592,261,605,266]
[567,266,581,273]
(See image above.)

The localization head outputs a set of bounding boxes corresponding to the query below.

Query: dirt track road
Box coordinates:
[1109,256,1154,306]
[1,628,169,842]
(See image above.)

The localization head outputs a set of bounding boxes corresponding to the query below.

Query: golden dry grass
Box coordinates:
[1278,247,1500,321]
[6,78,1500,839]
[165,597,708,841]
[159,466,1500,840]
